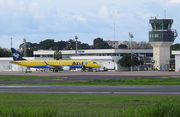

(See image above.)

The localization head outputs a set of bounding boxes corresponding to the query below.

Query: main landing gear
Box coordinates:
[24,67,32,73]
[53,68,59,72]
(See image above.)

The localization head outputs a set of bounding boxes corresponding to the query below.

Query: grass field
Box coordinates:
[1,75,180,116]
[0,76,63,81]
[1,75,180,86]
[0,94,180,117]
[28,77,180,86]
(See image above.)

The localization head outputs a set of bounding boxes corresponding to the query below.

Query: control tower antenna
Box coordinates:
[113,10,116,41]
[164,10,166,19]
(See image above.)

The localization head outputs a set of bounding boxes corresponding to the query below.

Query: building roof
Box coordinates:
[34,49,153,55]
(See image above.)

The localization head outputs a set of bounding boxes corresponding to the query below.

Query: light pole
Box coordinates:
[75,36,78,56]
[129,32,134,72]
[23,38,26,57]
[10,37,12,48]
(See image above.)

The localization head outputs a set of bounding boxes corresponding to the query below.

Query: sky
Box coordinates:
[0,0,180,49]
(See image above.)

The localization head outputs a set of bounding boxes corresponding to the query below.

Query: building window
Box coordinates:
[155,23,163,29]
[159,34,163,37]
[163,23,169,30]
[146,53,153,57]
[155,34,158,38]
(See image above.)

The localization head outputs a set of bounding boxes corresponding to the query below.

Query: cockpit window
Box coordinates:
[93,62,97,64]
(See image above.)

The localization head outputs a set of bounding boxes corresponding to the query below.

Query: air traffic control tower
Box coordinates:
[149,18,178,70]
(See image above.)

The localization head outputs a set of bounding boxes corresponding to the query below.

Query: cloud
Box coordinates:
[72,15,87,22]
[99,6,109,18]
[0,0,180,49]
[16,39,23,48]
[170,0,180,3]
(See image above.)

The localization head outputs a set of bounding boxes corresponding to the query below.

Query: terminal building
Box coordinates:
[0,49,154,71]
[33,49,154,71]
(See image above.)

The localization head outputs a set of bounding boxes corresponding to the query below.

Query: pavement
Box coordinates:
[1,71,180,95]
[0,70,180,77]
[1,85,180,95]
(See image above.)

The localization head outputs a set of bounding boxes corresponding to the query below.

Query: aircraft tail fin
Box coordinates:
[11,48,26,61]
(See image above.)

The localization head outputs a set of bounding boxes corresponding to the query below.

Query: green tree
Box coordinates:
[118,53,142,71]
[38,39,56,50]
[118,44,128,49]
[96,41,111,49]
[93,37,103,48]
[79,43,90,49]
[26,49,36,57]
[56,40,67,50]
[66,39,76,50]
[0,48,11,57]
[170,43,180,58]
[93,37,111,49]
[19,42,38,57]
[19,42,38,50]
[53,50,62,60]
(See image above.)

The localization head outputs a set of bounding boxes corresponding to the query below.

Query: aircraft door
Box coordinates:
[27,61,30,67]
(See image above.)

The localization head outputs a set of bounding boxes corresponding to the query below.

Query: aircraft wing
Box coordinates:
[44,61,69,70]
[43,61,71,71]
[48,65,64,70]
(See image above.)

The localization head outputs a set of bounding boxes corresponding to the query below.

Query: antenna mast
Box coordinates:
[114,19,115,41]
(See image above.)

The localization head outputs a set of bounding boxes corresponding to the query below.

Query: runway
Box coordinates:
[1,71,180,95]
[1,85,180,95]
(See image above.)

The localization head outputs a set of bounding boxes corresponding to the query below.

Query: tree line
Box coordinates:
[18,37,112,57]
[0,48,11,57]
[0,37,180,57]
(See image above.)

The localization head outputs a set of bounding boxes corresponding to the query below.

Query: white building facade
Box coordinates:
[33,49,153,71]
[172,51,180,72]
[0,49,154,71]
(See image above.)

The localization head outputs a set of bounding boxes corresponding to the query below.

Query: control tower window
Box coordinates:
[155,23,162,29]
[151,24,155,29]
[163,23,169,30]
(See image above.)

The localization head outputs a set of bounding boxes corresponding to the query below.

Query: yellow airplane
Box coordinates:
[10,48,101,72]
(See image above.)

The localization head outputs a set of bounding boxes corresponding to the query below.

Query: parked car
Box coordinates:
[169,66,175,71]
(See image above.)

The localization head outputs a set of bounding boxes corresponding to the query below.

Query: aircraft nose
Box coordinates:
[97,64,101,68]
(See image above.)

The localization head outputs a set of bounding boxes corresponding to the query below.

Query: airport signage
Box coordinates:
[78,51,85,53]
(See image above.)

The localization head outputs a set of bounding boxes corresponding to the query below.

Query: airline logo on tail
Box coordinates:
[13,53,20,60]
